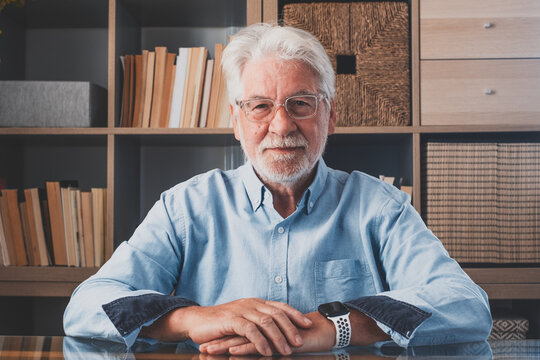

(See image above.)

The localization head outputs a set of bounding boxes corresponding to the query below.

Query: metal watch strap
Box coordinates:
[328,312,351,348]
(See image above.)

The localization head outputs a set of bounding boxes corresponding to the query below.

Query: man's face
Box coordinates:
[232,57,336,185]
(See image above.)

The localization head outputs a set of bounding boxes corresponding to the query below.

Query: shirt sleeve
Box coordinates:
[63,191,192,347]
[348,190,492,347]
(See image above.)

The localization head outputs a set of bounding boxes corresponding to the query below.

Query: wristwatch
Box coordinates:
[318,301,351,348]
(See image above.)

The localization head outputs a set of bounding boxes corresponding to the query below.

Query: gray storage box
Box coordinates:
[0,81,107,127]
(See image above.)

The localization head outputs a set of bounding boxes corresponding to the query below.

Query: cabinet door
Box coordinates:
[421,59,540,125]
[420,0,540,59]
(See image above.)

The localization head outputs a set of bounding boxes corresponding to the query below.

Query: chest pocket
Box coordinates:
[315,259,376,305]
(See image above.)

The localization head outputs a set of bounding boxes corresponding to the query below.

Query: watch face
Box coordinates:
[318,301,349,317]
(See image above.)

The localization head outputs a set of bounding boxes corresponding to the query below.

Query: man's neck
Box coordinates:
[257,166,317,219]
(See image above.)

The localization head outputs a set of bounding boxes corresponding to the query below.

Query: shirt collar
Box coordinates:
[239,159,329,214]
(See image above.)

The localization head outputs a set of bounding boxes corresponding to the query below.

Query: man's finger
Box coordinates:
[230,317,273,356]
[200,336,249,354]
[264,300,313,328]
[242,310,292,355]
[254,304,305,348]
[228,342,261,356]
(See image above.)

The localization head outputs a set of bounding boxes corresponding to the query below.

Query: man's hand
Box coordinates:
[199,309,334,355]
[199,308,391,356]
[139,298,312,356]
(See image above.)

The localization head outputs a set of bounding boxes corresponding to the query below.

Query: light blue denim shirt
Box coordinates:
[64,160,492,348]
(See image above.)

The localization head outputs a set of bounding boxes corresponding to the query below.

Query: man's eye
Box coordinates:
[292,100,310,107]
[250,103,271,112]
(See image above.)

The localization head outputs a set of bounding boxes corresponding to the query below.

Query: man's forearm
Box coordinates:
[139,306,193,342]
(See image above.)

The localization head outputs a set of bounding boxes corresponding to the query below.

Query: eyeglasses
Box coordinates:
[236,93,326,123]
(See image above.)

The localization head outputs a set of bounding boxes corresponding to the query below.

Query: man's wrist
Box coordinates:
[318,301,351,348]
[348,308,391,346]
[140,305,197,342]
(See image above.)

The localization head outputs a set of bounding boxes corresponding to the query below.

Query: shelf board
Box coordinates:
[2,125,540,136]
[463,267,540,299]
[112,127,234,135]
[1,266,538,298]
[0,266,98,297]
[334,126,412,134]
[0,128,110,135]
[416,124,540,134]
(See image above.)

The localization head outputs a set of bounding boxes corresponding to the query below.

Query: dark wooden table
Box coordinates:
[0,336,539,359]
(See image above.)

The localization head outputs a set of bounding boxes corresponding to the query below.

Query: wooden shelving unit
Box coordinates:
[0,267,98,297]
[0,0,538,304]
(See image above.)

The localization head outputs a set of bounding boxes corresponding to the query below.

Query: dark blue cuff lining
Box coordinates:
[102,294,199,336]
[344,295,431,339]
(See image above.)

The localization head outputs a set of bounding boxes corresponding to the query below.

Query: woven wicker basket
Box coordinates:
[283,1,410,126]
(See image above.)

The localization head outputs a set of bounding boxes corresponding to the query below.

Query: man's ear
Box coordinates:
[231,104,241,141]
[327,100,337,135]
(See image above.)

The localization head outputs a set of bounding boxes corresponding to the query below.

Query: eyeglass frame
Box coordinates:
[235,93,329,123]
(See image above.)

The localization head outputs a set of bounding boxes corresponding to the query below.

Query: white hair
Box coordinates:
[221,23,335,105]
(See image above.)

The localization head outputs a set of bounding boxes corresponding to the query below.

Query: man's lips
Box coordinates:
[265,146,304,153]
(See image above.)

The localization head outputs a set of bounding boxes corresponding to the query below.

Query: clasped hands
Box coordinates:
[140,298,336,356]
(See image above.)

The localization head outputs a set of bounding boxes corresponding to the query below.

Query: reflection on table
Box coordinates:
[0,336,539,359]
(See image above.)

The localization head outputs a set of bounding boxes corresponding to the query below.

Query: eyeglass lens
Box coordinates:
[243,95,319,121]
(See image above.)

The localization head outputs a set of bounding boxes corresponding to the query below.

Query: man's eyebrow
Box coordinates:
[292,90,318,96]
[243,90,318,100]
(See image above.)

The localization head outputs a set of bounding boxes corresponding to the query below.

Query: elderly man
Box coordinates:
[64,23,492,356]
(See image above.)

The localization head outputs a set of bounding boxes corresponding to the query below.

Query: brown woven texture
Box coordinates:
[283,2,410,126]
[422,142,540,263]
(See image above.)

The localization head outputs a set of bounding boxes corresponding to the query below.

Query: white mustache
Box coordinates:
[259,134,309,152]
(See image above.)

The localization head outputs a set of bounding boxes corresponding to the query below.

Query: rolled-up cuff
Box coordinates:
[345,295,431,340]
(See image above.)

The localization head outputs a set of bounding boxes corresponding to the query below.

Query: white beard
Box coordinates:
[236,122,328,186]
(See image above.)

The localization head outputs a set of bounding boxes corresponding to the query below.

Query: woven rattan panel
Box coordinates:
[422,142,540,263]
[283,2,410,126]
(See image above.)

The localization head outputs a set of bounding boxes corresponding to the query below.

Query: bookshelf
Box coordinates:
[0,0,539,336]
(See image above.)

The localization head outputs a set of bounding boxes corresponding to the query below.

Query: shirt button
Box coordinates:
[274,275,283,284]
[277,226,284,234]
[309,202,314,208]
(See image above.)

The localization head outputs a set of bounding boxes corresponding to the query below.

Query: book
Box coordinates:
[92,188,106,267]
[41,198,54,266]
[120,55,135,127]
[0,189,28,265]
[61,186,78,266]
[72,188,85,267]
[159,53,177,128]
[126,55,136,127]
[207,43,225,128]
[81,191,95,267]
[0,206,11,265]
[131,54,144,127]
[189,47,208,128]
[198,59,214,128]
[141,50,156,128]
[149,46,168,128]
[19,201,37,265]
[138,50,150,128]
[169,48,190,128]
[119,56,129,127]
[25,188,50,266]
[46,181,77,266]
[180,48,197,128]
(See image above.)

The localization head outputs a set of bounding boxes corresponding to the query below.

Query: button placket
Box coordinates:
[269,223,288,302]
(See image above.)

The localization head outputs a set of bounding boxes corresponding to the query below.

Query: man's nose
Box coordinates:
[268,104,297,135]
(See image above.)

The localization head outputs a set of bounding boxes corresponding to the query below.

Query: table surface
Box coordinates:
[0,336,539,359]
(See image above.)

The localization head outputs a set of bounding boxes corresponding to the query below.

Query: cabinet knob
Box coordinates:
[484,22,493,29]
[484,88,495,95]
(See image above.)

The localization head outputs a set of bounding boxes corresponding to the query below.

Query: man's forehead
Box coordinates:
[241,58,320,98]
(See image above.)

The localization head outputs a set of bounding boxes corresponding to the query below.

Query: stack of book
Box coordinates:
[119,44,231,129]
[0,182,107,267]
[422,142,540,263]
